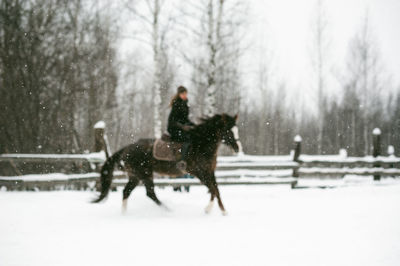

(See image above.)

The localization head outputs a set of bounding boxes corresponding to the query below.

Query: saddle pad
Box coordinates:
[153,138,182,161]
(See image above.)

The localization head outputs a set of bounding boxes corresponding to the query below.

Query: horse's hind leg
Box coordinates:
[214,186,227,216]
[122,177,139,213]
[207,180,227,216]
[203,174,220,214]
[142,178,163,206]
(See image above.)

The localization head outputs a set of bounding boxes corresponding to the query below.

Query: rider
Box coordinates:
[167,86,195,171]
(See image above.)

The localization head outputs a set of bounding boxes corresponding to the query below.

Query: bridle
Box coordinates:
[231,126,240,142]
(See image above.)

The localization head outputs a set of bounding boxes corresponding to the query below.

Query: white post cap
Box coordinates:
[294,135,302,142]
[339,149,347,158]
[372,128,381,135]
[388,145,395,155]
[94,121,106,129]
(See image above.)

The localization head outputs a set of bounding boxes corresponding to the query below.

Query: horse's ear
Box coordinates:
[234,114,238,121]
[218,114,228,128]
[222,114,227,123]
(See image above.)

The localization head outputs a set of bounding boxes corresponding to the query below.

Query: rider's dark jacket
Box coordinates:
[167,98,194,142]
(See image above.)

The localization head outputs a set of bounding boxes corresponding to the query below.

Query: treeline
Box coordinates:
[240,89,400,156]
[0,0,118,153]
[240,7,400,157]
[1,0,399,157]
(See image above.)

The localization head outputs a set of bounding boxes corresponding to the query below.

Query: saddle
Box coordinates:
[153,133,182,161]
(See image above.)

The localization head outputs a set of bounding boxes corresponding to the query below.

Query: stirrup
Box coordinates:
[176,160,187,172]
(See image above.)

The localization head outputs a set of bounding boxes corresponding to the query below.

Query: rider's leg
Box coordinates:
[181,141,190,161]
[177,132,191,171]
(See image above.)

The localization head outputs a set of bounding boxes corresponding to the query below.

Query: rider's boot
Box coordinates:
[177,142,190,172]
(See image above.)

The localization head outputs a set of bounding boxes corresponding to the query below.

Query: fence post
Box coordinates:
[94,121,110,158]
[293,135,302,177]
[372,128,381,181]
[388,145,394,157]
[94,120,111,175]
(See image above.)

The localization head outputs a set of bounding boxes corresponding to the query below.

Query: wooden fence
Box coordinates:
[0,124,399,191]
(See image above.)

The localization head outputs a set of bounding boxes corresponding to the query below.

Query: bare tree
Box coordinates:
[0,0,119,153]
[346,11,386,155]
[310,0,330,154]
[255,41,275,154]
[389,90,400,156]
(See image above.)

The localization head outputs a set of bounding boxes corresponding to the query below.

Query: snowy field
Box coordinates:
[1,180,400,266]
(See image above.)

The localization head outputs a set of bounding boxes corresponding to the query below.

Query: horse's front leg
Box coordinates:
[205,193,215,214]
[204,173,227,216]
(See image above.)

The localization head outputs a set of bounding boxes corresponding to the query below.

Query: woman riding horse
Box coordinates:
[92,113,240,215]
[167,86,195,171]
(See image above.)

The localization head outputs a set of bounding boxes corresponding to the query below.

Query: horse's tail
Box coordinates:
[92,148,125,203]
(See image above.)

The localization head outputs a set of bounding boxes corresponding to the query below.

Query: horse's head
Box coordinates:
[220,114,241,153]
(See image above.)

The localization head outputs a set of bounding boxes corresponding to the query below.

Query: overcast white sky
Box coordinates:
[247,0,400,96]
[117,0,400,112]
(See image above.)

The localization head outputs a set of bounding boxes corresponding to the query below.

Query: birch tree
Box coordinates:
[203,0,221,116]
[180,0,246,117]
[125,0,174,138]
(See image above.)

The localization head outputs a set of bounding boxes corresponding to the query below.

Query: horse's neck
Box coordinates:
[192,129,221,158]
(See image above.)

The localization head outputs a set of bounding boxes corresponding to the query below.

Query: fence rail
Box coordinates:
[0,125,399,191]
[0,172,297,191]
[1,152,399,191]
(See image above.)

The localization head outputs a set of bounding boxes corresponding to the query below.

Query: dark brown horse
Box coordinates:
[92,114,240,215]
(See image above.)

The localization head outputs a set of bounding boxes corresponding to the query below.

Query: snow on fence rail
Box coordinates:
[1,127,399,191]
[0,152,106,163]
[0,172,298,191]
[0,153,300,191]
[1,152,399,191]
[2,152,399,173]
[0,152,106,176]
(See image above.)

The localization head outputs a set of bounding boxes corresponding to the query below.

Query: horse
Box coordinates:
[92,113,240,215]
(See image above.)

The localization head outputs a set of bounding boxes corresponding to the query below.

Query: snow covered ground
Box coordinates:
[1,180,400,266]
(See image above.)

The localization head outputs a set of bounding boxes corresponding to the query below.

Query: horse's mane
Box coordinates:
[193,114,223,130]
[198,114,223,126]
[189,114,225,141]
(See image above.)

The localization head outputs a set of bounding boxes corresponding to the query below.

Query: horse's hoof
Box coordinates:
[205,201,214,214]
[122,199,128,214]
[161,204,171,212]
[221,210,228,216]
